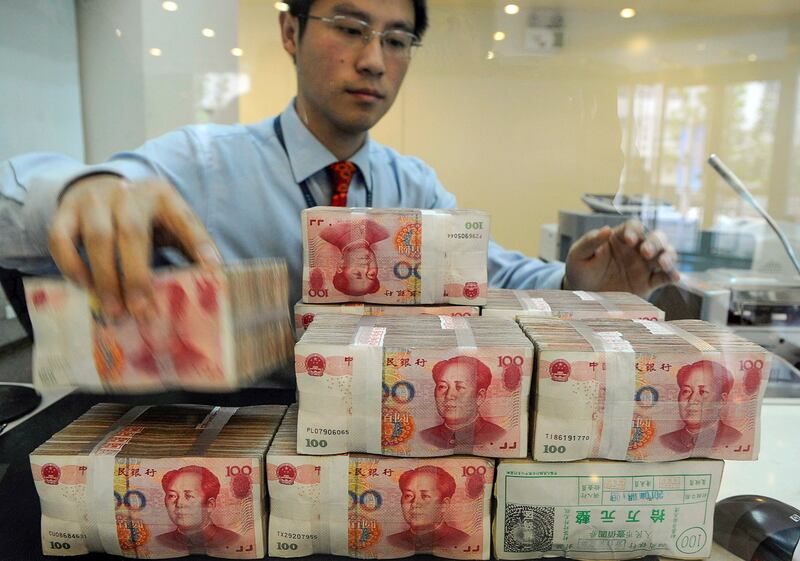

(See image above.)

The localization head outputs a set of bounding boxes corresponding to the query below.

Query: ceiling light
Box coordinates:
[747,53,758,62]
[493,31,506,41]
[696,43,706,51]
[620,8,636,18]
[504,4,520,15]
[274,1,289,11]
[202,28,215,38]
[149,48,162,57]
[162,1,178,12]
[115,28,122,38]
[231,47,244,57]
[487,51,495,60]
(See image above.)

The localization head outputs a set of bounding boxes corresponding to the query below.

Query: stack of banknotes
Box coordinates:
[301,207,489,305]
[294,314,533,457]
[519,317,771,461]
[493,459,724,559]
[293,301,480,338]
[30,403,287,558]
[267,405,494,559]
[482,289,665,321]
[25,259,294,392]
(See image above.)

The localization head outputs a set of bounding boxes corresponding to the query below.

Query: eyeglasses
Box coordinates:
[302,14,422,59]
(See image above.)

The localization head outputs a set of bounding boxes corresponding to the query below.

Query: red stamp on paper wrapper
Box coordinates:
[276,463,297,485]
[549,359,571,382]
[41,463,61,485]
[305,354,326,376]
[463,282,480,300]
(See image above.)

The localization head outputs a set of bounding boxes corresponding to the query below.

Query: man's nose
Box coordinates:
[356,34,386,76]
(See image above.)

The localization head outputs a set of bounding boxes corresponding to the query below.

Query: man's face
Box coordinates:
[434,362,485,426]
[339,245,378,293]
[400,472,448,531]
[164,472,214,532]
[287,0,415,135]
[677,366,726,429]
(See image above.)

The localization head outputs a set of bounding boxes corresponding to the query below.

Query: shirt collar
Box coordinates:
[278,98,373,191]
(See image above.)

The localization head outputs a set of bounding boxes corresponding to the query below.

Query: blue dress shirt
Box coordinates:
[0,99,565,306]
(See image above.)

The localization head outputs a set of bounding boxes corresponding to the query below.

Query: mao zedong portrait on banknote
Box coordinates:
[420,357,506,449]
[387,466,470,551]
[660,359,743,452]
[318,219,390,297]
[156,466,241,552]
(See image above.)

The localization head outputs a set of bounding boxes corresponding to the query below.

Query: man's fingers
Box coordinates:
[114,193,156,323]
[613,220,646,248]
[80,201,124,317]
[157,191,222,267]
[569,226,612,261]
[639,229,668,259]
[49,208,90,287]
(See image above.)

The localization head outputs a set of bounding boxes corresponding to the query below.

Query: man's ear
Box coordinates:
[206,496,217,509]
[280,12,300,61]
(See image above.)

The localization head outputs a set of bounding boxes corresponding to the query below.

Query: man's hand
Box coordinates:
[564,220,679,298]
[48,175,222,321]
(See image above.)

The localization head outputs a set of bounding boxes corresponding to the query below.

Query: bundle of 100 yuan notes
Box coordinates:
[267,405,494,560]
[30,403,287,558]
[482,289,664,321]
[519,317,770,462]
[295,314,533,457]
[302,207,489,305]
[293,301,480,338]
[25,259,294,392]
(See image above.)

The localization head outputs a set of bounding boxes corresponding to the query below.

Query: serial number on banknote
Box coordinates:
[447,233,484,240]
[544,433,591,441]
[48,531,87,540]
[306,427,350,436]
[275,531,319,541]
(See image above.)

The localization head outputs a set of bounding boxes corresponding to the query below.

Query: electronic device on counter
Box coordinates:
[714,495,800,561]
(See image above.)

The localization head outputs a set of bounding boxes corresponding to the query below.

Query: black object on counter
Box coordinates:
[714,494,800,561]
[0,384,41,424]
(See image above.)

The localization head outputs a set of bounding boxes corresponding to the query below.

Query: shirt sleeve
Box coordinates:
[0,128,206,273]
[422,162,566,290]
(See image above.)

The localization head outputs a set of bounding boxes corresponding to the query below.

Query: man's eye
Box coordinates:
[336,24,363,37]
[385,35,410,50]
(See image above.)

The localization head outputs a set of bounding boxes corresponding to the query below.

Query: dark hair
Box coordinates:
[288,0,428,40]
[399,466,456,500]
[161,465,221,504]
[432,356,493,393]
[676,360,734,395]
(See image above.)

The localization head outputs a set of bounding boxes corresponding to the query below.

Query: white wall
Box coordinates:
[0,0,84,161]
[77,0,240,163]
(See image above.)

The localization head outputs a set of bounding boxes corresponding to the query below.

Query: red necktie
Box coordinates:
[327,161,357,207]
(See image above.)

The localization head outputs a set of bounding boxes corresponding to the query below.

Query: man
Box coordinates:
[387,466,469,550]
[419,356,505,448]
[156,465,241,551]
[0,0,678,327]
[318,218,389,296]
[660,359,742,453]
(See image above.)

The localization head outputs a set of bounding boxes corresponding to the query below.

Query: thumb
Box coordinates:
[569,226,612,261]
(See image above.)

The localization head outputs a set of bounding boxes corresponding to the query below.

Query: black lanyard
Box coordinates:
[273,116,372,208]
